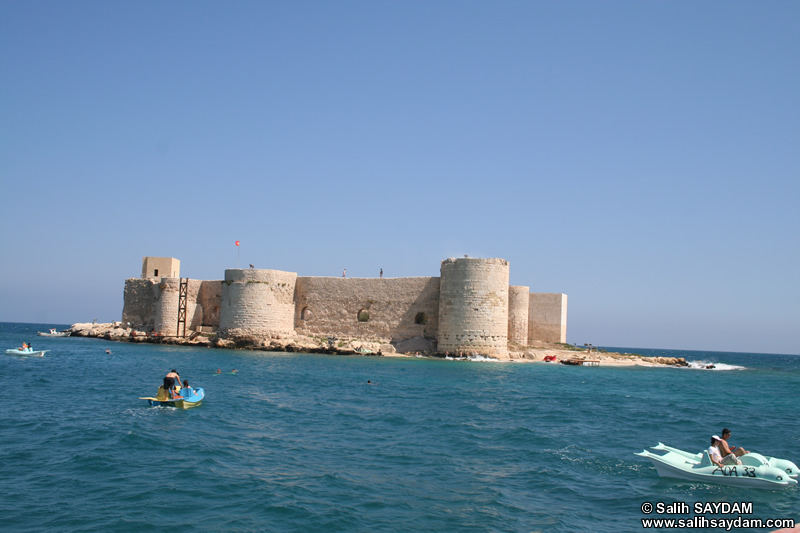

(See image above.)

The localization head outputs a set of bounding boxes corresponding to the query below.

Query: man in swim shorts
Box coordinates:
[718,428,749,457]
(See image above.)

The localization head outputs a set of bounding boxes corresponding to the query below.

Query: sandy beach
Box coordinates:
[509,349,677,367]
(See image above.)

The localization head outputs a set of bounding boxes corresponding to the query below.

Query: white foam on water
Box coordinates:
[686,360,746,371]
[444,354,499,362]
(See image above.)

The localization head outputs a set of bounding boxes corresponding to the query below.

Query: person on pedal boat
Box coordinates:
[156,377,182,400]
[718,428,749,457]
[709,435,741,466]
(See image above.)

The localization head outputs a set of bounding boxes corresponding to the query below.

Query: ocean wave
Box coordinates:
[444,354,499,362]
[686,360,746,371]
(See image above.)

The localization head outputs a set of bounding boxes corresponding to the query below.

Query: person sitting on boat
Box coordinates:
[718,428,749,457]
[19,342,28,351]
[709,436,741,466]
[181,380,193,395]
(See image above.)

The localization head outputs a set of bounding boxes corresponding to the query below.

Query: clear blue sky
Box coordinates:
[1,1,798,354]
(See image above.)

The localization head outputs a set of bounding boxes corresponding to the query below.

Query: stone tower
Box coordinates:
[152,277,181,336]
[437,257,510,356]
[218,268,298,339]
[508,285,530,345]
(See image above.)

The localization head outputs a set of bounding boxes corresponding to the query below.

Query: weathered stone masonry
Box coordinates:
[122,256,568,356]
[219,269,298,338]
[438,258,509,356]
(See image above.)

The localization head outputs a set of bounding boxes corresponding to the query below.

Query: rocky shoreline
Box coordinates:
[67,323,687,367]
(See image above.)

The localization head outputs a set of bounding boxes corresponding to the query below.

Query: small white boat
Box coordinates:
[636,443,798,490]
[6,348,49,357]
[37,328,71,337]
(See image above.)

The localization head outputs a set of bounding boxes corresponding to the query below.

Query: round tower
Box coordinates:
[219,269,298,339]
[437,258,509,356]
[508,285,530,345]
[153,277,180,336]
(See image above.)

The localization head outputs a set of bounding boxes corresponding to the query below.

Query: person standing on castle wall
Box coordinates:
[380,268,383,278]
[342,269,346,277]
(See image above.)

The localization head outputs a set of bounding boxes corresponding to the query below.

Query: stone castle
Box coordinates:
[122,256,567,357]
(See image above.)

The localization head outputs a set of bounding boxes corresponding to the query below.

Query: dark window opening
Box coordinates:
[415,312,428,325]
[154,269,159,277]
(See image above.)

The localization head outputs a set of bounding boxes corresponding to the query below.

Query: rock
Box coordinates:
[393,336,435,354]
[213,338,235,349]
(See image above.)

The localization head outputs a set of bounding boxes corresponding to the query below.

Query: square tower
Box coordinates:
[141,257,180,281]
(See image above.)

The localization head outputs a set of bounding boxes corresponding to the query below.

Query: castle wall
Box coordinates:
[197,280,222,328]
[294,277,440,342]
[437,258,509,356]
[122,278,159,328]
[121,257,568,349]
[528,293,568,343]
[182,279,211,332]
[508,285,530,345]
[122,278,221,333]
[219,269,298,338]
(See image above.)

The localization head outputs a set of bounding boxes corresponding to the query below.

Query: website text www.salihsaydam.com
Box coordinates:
[640,501,795,530]
[641,516,795,530]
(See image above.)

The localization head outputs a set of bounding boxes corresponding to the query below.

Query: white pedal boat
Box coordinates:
[5,348,49,357]
[636,442,798,490]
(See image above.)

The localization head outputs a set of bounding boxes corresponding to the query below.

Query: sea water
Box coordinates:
[0,322,797,532]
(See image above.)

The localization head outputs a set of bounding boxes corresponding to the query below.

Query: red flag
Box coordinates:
[235,240,240,246]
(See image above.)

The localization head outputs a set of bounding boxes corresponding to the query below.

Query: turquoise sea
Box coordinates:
[1,322,798,532]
